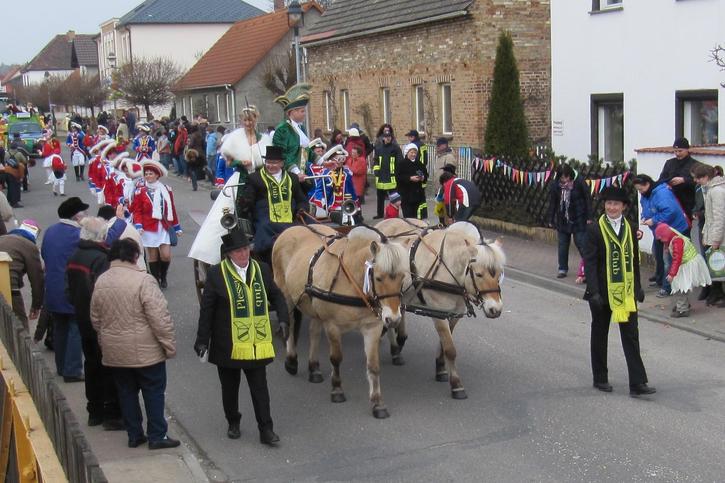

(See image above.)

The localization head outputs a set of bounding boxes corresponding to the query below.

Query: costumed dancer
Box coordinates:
[84,125,110,151]
[305,138,330,217]
[41,133,62,185]
[66,122,87,182]
[272,83,311,181]
[214,133,235,187]
[49,154,67,196]
[133,125,156,161]
[100,144,128,207]
[314,145,360,224]
[87,139,116,197]
[220,106,271,186]
[117,158,144,210]
[130,159,181,289]
[654,223,711,318]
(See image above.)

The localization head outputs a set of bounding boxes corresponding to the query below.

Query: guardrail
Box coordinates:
[0,297,107,482]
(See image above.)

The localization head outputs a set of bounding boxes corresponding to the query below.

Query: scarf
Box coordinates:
[146,181,173,221]
[599,215,637,323]
[220,259,274,361]
[260,169,293,223]
[559,180,574,224]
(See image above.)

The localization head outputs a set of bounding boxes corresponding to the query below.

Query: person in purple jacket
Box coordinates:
[41,197,127,382]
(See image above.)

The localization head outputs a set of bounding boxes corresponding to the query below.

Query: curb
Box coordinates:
[505,266,725,344]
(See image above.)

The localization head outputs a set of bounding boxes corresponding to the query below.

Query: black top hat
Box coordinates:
[263,145,284,161]
[221,227,251,254]
[600,186,630,204]
[58,197,90,219]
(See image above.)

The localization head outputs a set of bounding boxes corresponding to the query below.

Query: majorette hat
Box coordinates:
[308,138,327,150]
[141,159,168,177]
[101,142,124,161]
[137,124,151,133]
[113,152,131,169]
[119,157,143,178]
[97,125,109,134]
[90,138,115,155]
[70,121,82,130]
[320,144,348,163]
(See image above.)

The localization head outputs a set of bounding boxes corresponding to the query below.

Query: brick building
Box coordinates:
[301,0,551,151]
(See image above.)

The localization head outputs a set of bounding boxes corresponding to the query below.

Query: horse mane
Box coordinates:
[476,241,506,272]
[374,241,409,276]
[348,226,383,242]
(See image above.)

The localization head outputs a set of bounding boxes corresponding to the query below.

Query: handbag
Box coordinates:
[705,247,725,282]
[167,227,178,247]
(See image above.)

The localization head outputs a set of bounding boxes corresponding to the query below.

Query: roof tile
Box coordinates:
[119,0,264,26]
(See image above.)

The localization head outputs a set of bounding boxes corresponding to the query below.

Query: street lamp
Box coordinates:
[44,71,56,134]
[287,0,304,85]
[106,52,118,119]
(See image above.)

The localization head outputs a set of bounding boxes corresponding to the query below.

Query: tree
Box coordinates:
[484,31,529,159]
[115,57,182,120]
[75,75,108,118]
[261,51,297,97]
[711,44,725,88]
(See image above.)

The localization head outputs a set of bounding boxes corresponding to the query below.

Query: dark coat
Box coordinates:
[66,240,109,338]
[657,155,698,216]
[548,176,592,233]
[242,169,308,223]
[582,218,643,304]
[396,158,428,205]
[195,260,288,369]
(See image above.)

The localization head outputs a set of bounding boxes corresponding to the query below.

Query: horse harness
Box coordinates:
[302,225,401,318]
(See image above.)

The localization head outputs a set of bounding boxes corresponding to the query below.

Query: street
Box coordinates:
[15,157,725,482]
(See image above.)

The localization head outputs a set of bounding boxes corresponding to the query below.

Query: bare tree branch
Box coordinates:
[115,57,182,120]
[711,44,725,88]
[260,51,297,97]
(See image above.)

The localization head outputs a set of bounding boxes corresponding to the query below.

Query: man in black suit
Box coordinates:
[582,187,656,397]
[194,227,289,445]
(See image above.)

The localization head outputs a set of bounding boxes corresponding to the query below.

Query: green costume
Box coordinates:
[272,83,311,175]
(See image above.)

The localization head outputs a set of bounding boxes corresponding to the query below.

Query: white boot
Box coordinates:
[45,169,53,184]
[59,180,65,196]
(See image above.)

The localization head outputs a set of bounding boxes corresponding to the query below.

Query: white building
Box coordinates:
[551,0,724,169]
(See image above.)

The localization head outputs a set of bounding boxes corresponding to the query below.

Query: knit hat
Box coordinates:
[18,219,41,239]
[673,137,690,149]
[403,143,419,157]
[388,192,401,203]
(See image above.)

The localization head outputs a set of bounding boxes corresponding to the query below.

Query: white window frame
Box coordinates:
[215,94,221,122]
[182,97,187,116]
[591,93,624,164]
[413,85,425,132]
[189,96,194,117]
[381,88,391,124]
[324,91,333,131]
[440,83,452,135]
[225,93,231,123]
[341,89,350,129]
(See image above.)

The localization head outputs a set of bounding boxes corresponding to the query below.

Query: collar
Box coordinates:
[110,260,143,271]
[59,219,81,228]
[230,259,249,273]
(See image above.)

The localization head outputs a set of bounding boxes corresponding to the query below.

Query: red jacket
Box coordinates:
[42,139,61,157]
[385,203,400,219]
[51,155,66,172]
[87,156,105,192]
[103,175,120,207]
[131,185,180,232]
[174,127,188,156]
[345,155,367,198]
[667,237,686,278]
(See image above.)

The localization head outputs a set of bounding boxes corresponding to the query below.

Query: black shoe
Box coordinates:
[149,436,180,450]
[629,384,656,397]
[373,215,383,219]
[648,275,657,282]
[102,419,125,431]
[227,422,241,439]
[259,428,279,445]
[63,375,84,383]
[556,271,567,279]
[11,203,23,208]
[53,192,58,196]
[88,415,104,427]
[160,278,168,289]
[593,382,613,392]
[128,436,148,448]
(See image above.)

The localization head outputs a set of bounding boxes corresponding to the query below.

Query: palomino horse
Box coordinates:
[376,219,506,399]
[272,225,409,418]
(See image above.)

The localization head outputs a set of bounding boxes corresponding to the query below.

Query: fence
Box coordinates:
[0,299,107,482]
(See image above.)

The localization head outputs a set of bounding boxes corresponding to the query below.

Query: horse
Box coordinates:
[272,224,409,418]
[376,219,506,399]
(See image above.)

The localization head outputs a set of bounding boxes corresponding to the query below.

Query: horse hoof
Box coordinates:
[451,389,468,400]
[331,392,346,403]
[308,372,324,383]
[435,372,449,382]
[284,359,298,375]
[372,407,390,419]
[392,355,405,366]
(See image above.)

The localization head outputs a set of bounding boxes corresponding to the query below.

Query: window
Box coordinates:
[413,85,425,132]
[324,91,333,131]
[590,94,624,163]
[341,90,350,130]
[224,93,231,123]
[381,88,391,124]
[676,90,718,145]
[440,83,452,135]
[591,0,622,11]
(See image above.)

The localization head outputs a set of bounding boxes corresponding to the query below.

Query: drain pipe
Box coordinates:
[225,84,236,129]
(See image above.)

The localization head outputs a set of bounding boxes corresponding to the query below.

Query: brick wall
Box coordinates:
[304,0,550,149]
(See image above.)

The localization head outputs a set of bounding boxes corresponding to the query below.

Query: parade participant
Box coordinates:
[133,125,155,161]
[102,149,131,208]
[242,145,308,264]
[304,138,328,207]
[346,145,367,204]
[194,227,289,445]
[317,145,360,223]
[384,192,402,219]
[84,125,110,151]
[66,217,123,430]
[272,83,312,179]
[87,139,116,197]
[41,133,62,185]
[372,127,401,219]
[0,219,44,328]
[130,159,181,289]
[439,166,482,224]
[397,143,428,220]
[654,223,711,318]
[220,106,271,186]
[305,137,327,173]
[91,238,179,450]
[582,187,655,397]
[117,157,144,208]
[49,153,67,196]
[657,137,698,219]
[66,122,87,182]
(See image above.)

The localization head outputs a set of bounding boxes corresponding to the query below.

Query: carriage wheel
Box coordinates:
[193,259,209,305]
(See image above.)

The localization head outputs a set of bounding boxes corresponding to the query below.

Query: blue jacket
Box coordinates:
[640,182,689,233]
[215,154,234,184]
[41,218,127,314]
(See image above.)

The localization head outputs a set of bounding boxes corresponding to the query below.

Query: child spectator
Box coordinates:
[385,192,402,219]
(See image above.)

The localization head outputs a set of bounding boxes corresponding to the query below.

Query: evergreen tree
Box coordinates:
[484,31,529,159]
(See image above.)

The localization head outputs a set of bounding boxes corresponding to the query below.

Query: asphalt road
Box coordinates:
[15,153,725,482]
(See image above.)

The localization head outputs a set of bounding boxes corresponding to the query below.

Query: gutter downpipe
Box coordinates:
[226,84,236,129]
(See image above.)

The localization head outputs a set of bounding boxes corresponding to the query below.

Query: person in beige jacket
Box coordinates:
[90,238,179,450]
[692,163,725,306]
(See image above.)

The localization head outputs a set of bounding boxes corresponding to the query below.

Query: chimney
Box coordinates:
[67,30,76,42]
[273,0,285,11]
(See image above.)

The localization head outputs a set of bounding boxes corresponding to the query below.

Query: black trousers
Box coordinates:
[589,303,648,386]
[81,335,121,420]
[376,188,391,217]
[217,366,272,431]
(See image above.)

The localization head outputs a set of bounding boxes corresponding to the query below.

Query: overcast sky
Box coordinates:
[2,0,273,65]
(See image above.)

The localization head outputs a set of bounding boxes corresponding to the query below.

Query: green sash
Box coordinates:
[260,169,293,223]
[220,259,275,360]
[599,215,637,323]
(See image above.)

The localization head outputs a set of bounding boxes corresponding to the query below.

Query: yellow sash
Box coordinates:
[260,169,293,223]
[599,216,637,323]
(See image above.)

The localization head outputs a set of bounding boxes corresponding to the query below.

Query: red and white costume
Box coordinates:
[131,160,181,248]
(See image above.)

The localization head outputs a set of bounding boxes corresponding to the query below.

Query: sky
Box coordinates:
[2,0,273,65]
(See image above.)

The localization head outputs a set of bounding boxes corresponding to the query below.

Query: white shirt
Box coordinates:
[230,259,249,283]
[290,120,310,148]
[271,171,283,183]
[607,215,623,235]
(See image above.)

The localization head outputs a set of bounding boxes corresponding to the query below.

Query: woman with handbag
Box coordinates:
[130,159,182,289]
[691,163,725,306]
